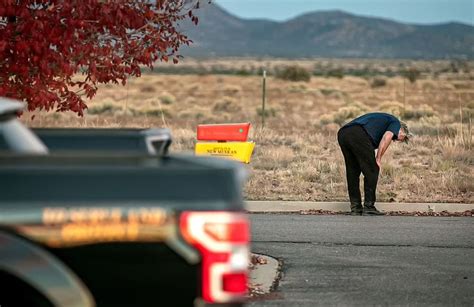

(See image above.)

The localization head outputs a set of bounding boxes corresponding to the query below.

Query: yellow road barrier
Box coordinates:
[195,142,255,164]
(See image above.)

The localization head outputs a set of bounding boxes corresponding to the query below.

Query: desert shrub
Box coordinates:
[449,59,470,73]
[287,84,307,93]
[319,114,333,125]
[403,68,421,83]
[403,104,435,120]
[420,115,442,126]
[452,107,474,122]
[128,106,170,118]
[223,85,241,95]
[408,121,458,137]
[453,82,472,90]
[379,101,404,116]
[371,77,387,88]
[320,106,367,126]
[349,101,370,112]
[235,69,252,76]
[379,102,439,120]
[186,83,201,95]
[320,88,338,96]
[256,107,277,118]
[144,108,172,118]
[421,80,437,91]
[409,117,458,136]
[140,85,156,93]
[326,68,344,79]
[177,104,210,121]
[87,103,122,115]
[159,93,175,105]
[213,97,242,113]
[276,65,311,82]
[333,106,366,125]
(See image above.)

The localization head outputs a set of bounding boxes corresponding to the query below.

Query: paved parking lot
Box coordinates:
[248,214,474,306]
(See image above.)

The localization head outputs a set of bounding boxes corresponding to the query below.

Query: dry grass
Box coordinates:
[21,59,474,203]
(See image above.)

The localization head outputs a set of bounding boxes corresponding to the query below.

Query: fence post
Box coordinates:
[261,70,266,129]
[403,77,406,118]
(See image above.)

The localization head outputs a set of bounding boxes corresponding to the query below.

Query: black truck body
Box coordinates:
[0,99,250,307]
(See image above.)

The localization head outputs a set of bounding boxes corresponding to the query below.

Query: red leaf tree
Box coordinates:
[0,0,201,116]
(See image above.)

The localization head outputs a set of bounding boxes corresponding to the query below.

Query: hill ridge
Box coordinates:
[179,4,474,59]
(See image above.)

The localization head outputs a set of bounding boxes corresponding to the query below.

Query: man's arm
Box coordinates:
[376,131,394,168]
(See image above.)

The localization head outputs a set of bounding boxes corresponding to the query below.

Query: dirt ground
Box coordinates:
[22,59,474,203]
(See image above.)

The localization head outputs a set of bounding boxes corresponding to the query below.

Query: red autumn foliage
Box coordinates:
[0,0,201,116]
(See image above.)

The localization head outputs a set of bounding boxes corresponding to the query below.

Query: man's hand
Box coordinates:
[376,131,394,169]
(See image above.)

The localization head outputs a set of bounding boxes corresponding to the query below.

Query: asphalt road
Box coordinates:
[247,214,474,306]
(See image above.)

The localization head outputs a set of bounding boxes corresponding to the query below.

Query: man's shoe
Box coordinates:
[349,202,363,216]
[362,202,385,216]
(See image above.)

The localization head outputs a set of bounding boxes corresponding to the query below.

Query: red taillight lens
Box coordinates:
[180,212,250,303]
[223,272,248,293]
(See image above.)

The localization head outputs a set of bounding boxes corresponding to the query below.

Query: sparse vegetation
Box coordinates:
[257,107,277,118]
[23,59,474,203]
[275,65,311,82]
[87,102,122,115]
[403,104,435,120]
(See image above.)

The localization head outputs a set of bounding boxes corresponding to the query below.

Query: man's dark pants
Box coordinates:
[337,125,379,205]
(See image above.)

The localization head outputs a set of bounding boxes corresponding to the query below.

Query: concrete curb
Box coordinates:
[249,253,280,295]
[246,201,474,213]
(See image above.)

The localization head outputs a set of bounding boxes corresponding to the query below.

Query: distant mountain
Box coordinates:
[178,3,474,59]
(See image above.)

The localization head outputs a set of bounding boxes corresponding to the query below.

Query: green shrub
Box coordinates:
[403,68,421,83]
[326,68,344,79]
[159,93,175,105]
[235,69,252,76]
[275,65,311,82]
[371,77,387,88]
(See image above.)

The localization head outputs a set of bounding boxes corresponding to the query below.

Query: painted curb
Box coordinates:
[249,253,280,294]
[246,201,474,213]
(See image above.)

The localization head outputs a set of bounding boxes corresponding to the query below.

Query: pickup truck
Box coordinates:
[0,98,250,307]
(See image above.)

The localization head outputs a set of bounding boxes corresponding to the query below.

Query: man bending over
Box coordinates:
[337,112,411,215]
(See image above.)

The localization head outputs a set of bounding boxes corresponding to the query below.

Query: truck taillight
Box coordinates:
[180,212,250,303]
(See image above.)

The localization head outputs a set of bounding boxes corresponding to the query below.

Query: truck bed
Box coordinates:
[0,128,172,155]
[0,153,247,307]
[0,154,244,209]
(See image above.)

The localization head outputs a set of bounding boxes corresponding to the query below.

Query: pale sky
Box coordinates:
[214,0,474,25]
